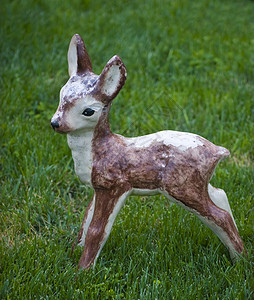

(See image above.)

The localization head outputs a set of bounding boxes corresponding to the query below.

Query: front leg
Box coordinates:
[77,195,95,247]
[72,195,96,254]
[78,188,131,269]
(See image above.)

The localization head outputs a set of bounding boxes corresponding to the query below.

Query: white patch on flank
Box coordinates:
[78,196,96,247]
[92,190,131,269]
[123,131,204,151]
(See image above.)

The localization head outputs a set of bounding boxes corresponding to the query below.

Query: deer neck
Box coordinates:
[67,129,95,187]
[93,106,112,140]
[67,108,112,187]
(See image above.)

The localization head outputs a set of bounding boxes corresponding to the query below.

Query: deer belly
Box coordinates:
[132,188,160,196]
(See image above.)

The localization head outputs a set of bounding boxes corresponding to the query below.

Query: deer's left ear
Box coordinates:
[93,56,127,103]
[68,34,92,77]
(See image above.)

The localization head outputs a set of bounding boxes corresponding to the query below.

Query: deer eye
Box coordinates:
[82,108,95,116]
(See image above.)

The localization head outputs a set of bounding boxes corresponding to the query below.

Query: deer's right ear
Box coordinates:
[92,55,127,103]
[67,34,92,77]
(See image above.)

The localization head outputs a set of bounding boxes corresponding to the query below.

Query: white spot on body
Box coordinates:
[123,130,204,151]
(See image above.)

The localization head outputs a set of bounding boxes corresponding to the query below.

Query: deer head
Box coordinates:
[51,34,127,134]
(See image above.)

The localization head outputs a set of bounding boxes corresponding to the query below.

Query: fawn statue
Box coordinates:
[51,34,244,269]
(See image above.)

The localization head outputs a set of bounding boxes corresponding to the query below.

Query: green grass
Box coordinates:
[0,0,253,298]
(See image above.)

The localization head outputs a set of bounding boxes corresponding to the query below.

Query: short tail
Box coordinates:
[216,146,230,160]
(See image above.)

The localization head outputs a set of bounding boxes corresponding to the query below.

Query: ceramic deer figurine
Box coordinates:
[51,34,244,270]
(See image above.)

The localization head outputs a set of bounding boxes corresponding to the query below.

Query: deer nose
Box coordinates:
[51,120,60,130]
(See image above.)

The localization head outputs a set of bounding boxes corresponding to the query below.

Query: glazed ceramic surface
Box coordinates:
[51,34,244,269]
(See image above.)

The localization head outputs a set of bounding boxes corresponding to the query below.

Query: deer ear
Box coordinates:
[93,55,127,103]
[67,34,92,77]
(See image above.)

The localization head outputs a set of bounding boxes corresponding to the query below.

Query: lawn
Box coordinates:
[0,0,253,298]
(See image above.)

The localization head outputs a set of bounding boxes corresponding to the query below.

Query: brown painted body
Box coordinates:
[93,127,223,193]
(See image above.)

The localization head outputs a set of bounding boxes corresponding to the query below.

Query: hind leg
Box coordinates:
[208,184,237,229]
[195,202,244,259]
[162,190,244,260]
